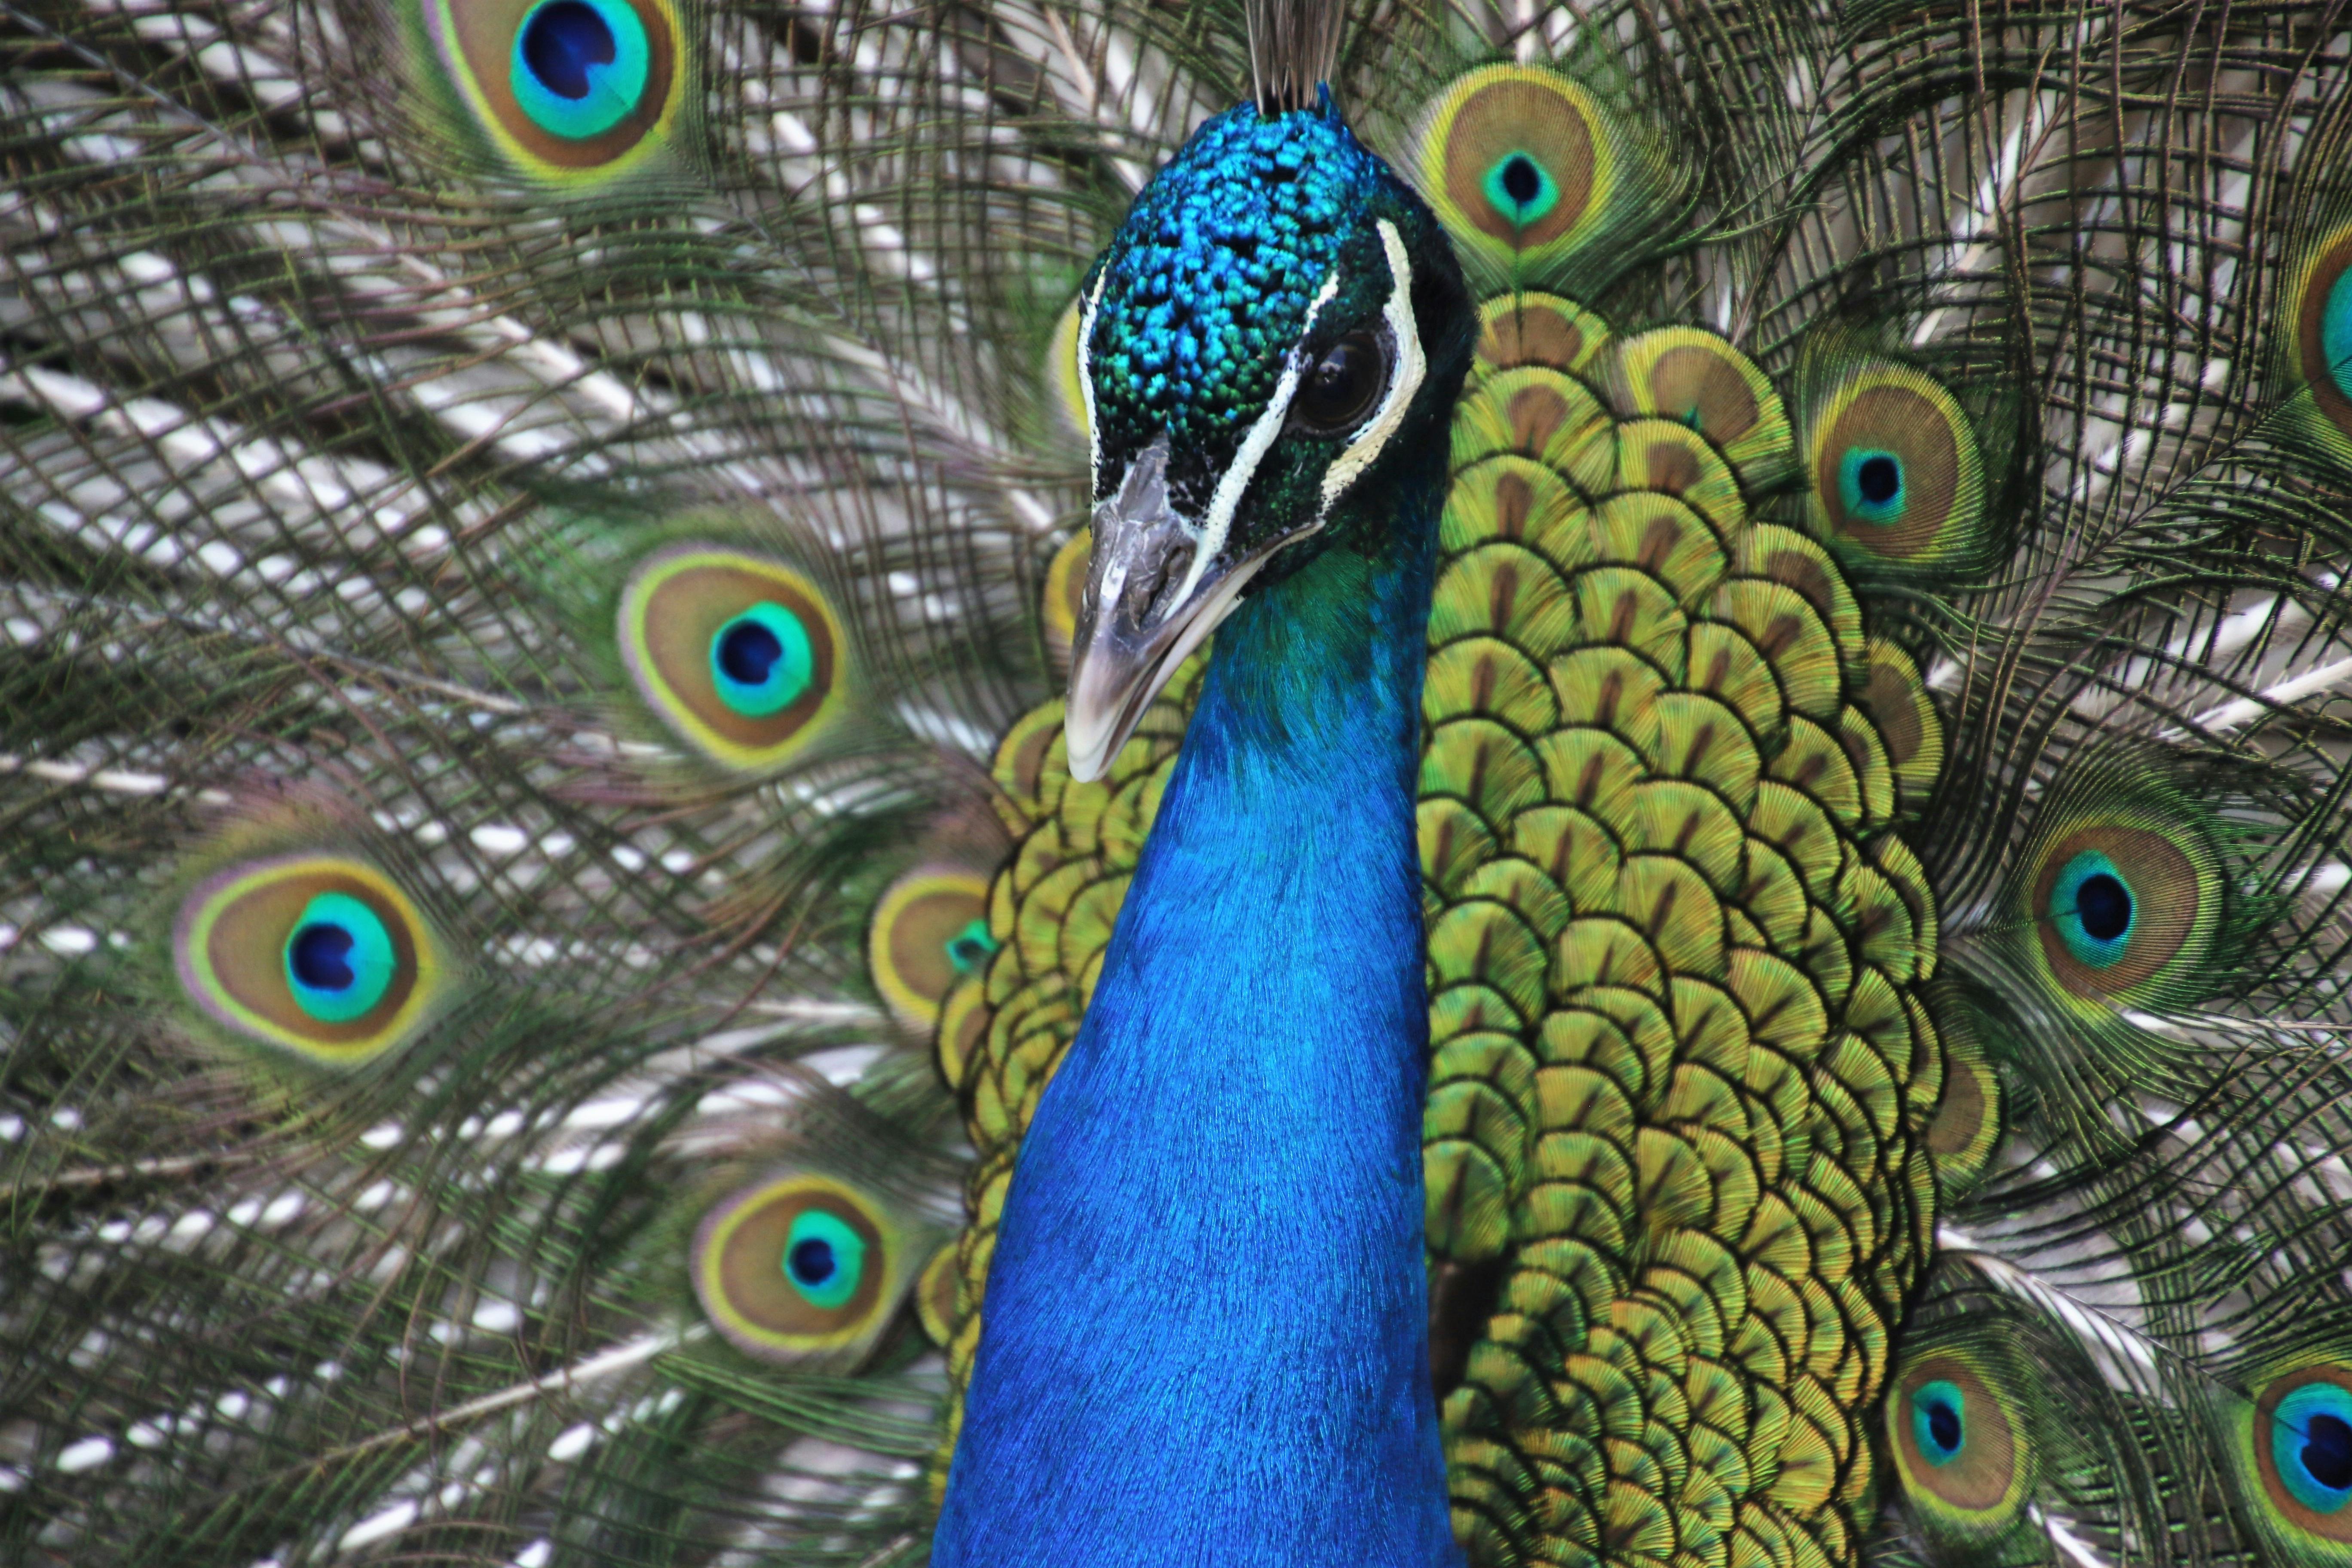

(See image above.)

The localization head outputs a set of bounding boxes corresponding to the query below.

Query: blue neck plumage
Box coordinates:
[933,445,1458,1567]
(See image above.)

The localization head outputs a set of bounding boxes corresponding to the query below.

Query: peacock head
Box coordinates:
[1063,91,1473,781]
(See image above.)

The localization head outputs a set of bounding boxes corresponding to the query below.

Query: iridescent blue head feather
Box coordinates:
[1088,95,1387,458]
[1064,92,1473,778]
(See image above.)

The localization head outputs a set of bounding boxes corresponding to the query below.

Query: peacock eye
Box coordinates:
[1911,1380,1967,1465]
[691,1173,899,1361]
[510,0,649,140]
[2256,1372,2352,1525]
[1856,452,1902,505]
[943,919,997,976]
[780,1208,866,1308]
[709,604,814,716]
[2043,847,2148,972]
[173,854,447,1064]
[282,894,398,1023]
[867,866,993,1032]
[1291,331,1389,435]
[1886,1353,2029,1532]
[615,544,850,773]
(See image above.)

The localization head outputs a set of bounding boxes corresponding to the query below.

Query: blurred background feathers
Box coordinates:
[8,0,2352,1565]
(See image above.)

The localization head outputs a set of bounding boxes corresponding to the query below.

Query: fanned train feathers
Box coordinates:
[8,1,2352,1566]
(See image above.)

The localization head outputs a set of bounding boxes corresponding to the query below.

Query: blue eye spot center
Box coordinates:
[787,1237,836,1288]
[2274,1381,2352,1513]
[1926,1396,1961,1454]
[945,918,997,976]
[777,1207,867,1312]
[2049,850,2137,968]
[2076,873,2132,943]
[1857,453,1902,505]
[1911,1378,1966,1466]
[707,602,817,718]
[507,0,650,142]
[717,619,783,686]
[1837,447,1908,525]
[1480,150,1560,227]
[280,891,398,1025]
[2323,266,2352,402]
[520,0,614,100]
[289,922,356,992]
[2306,1413,2352,1493]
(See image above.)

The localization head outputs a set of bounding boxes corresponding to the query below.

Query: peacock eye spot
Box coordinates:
[1911,1378,1967,1466]
[2269,1377,2352,1516]
[707,603,817,717]
[505,0,652,143]
[1476,142,1562,229]
[277,891,399,1024]
[1857,453,1902,505]
[2306,1414,2352,1493]
[943,918,997,976]
[289,923,357,992]
[717,619,783,686]
[1926,1397,1962,1453]
[1291,331,1389,437]
[692,1177,886,1356]
[2325,267,2352,403]
[1833,444,1911,527]
[2047,848,2142,969]
[2076,872,2132,943]
[774,1208,868,1310]
[787,1237,836,1288]
[520,0,616,100]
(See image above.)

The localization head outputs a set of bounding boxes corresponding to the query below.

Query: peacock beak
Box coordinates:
[1064,434,1278,783]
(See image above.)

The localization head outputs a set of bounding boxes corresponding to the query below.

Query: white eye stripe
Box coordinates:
[1319,220,1426,509]
[1119,226,1424,619]
[1165,266,1341,609]
[1078,269,1109,499]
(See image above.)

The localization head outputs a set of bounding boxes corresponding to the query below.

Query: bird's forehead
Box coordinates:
[1087,101,1390,456]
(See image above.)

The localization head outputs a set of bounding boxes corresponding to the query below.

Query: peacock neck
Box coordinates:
[933,452,1458,1567]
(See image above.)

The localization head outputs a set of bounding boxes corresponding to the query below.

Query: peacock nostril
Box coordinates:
[521,0,617,100]
[288,923,357,992]
[1857,453,1902,505]
[718,620,784,686]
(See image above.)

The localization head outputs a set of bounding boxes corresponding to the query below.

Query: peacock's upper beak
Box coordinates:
[1064,434,1277,783]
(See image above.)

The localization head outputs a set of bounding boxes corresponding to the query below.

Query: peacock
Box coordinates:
[9,0,2352,1562]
